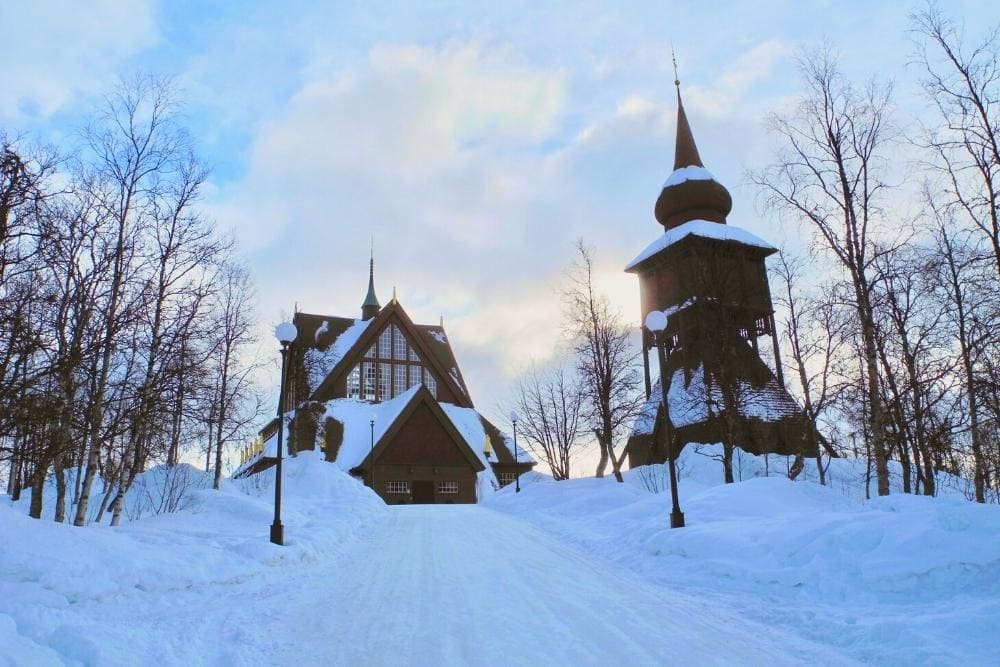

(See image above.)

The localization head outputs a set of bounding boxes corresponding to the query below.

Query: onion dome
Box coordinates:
[654,85,733,229]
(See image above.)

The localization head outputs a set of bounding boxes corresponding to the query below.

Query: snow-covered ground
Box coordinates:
[2,449,997,665]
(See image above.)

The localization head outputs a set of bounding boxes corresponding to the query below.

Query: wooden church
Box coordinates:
[241,260,534,503]
[625,79,817,466]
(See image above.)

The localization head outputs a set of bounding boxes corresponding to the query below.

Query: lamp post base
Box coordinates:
[670,511,685,528]
[270,521,284,545]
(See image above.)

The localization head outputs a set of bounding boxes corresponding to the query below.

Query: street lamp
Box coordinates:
[271,321,297,545]
[369,413,376,493]
[645,310,685,529]
[483,434,493,461]
[509,410,521,493]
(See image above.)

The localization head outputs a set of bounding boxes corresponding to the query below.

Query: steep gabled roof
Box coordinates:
[311,301,473,408]
[344,385,486,473]
[293,312,373,391]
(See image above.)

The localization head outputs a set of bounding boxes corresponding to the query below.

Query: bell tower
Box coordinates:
[625,74,815,465]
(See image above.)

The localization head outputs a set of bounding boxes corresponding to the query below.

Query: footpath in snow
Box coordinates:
[2,449,999,665]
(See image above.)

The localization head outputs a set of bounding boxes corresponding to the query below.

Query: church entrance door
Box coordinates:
[411,480,435,504]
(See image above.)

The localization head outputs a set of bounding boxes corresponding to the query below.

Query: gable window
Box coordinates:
[343,320,447,403]
[363,362,377,401]
[347,365,361,399]
[437,481,459,494]
[393,325,407,360]
[378,365,391,401]
[386,481,410,494]
[408,365,422,388]
[378,327,392,358]
[393,365,406,398]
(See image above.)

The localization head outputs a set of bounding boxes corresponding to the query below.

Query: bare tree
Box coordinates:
[206,263,264,490]
[752,49,898,496]
[510,365,585,480]
[770,251,849,484]
[563,241,643,482]
[913,5,1000,280]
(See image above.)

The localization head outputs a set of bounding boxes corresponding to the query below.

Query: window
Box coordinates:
[378,328,392,358]
[386,481,410,494]
[437,481,459,494]
[424,369,437,398]
[363,362,376,401]
[347,365,361,399]
[498,472,516,487]
[365,344,376,359]
[409,346,420,362]
[394,365,406,398]
[378,364,391,401]
[393,325,407,360]
[408,365,422,388]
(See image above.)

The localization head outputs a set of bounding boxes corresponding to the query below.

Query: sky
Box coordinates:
[2,0,996,466]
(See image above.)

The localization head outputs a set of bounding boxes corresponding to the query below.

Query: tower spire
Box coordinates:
[361,242,380,320]
[652,54,733,229]
[671,52,703,170]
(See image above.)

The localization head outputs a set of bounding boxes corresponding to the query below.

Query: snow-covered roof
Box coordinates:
[625,220,776,271]
[439,403,535,465]
[324,386,422,471]
[630,362,806,437]
[304,318,371,391]
[663,165,716,188]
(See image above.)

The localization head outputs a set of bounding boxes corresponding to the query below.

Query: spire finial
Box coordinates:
[392,286,397,303]
[362,239,380,320]
[672,47,680,88]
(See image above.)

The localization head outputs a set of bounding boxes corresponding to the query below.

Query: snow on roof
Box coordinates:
[305,318,371,391]
[625,220,776,271]
[324,385,422,471]
[314,320,329,342]
[438,403,534,466]
[663,165,716,188]
[631,364,804,436]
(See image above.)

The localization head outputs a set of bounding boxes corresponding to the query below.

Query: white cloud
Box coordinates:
[0,0,157,120]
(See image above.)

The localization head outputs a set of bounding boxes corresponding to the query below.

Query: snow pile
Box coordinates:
[0,452,385,665]
[486,447,1000,664]
[625,219,776,270]
[663,165,716,188]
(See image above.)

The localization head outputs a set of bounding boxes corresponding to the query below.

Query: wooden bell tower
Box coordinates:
[625,77,814,465]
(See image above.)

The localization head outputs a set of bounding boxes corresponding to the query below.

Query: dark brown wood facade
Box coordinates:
[626,84,817,466]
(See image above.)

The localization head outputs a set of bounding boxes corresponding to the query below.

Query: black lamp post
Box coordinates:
[369,414,376,492]
[271,321,297,545]
[509,410,521,492]
[645,310,685,529]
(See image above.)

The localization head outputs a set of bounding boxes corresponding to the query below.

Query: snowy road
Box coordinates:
[4,501,853,666]
[177,505,845,666]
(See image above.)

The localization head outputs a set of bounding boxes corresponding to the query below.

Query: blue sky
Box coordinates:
[2,0,995,433]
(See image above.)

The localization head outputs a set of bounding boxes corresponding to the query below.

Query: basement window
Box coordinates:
[498,472,516,487]
[437,481,459,494]
[386,481,410,494]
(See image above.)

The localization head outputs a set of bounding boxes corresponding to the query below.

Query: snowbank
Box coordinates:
[486,447,1000,664]
[0,453,386,664]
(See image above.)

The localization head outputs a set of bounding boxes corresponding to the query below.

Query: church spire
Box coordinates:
[653,55,733,230]
[673,76,704,170]
[361,243,380,320]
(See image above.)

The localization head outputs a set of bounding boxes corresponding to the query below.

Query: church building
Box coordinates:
[240,259,534,503]
[625,78,818,466]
